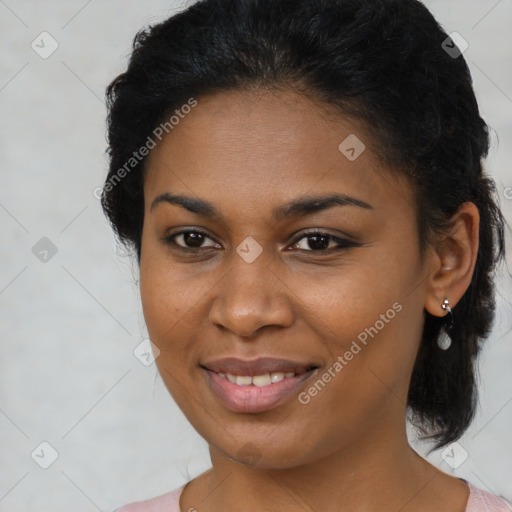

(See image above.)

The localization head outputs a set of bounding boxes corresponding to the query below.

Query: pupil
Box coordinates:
[309,235,329,250]
[185,232,204,247]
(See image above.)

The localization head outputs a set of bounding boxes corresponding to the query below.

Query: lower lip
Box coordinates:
[203,368,316,413]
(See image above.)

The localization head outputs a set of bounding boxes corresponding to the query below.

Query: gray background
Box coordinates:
[0,1,511,510]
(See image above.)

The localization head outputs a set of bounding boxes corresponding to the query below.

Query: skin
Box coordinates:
[139,88,479,512]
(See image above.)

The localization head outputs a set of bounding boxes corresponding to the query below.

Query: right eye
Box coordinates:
[163,229,222,252]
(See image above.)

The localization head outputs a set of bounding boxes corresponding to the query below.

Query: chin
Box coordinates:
[217,439,315,470]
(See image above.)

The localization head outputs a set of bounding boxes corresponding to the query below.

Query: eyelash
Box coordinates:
[163,229,359,254]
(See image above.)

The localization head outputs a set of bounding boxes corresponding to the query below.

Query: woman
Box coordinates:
[104,0,511,510]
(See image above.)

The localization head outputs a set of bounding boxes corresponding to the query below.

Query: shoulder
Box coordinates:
[466,482,512,512]
[113,485,186,512]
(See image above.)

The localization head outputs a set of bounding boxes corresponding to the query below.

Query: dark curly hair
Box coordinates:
[102,0,506,449]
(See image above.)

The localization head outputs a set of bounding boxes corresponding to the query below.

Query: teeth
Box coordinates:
[235,375,252,386]
[252,374,272,386]
[270,372,285,383]
[221,371,298,387]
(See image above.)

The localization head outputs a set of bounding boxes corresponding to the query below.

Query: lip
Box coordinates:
[202,365,318,413]
[201,357,317,376]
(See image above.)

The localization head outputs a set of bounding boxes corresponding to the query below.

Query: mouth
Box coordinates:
[202,367,316,386]
[200,357,319,413]
[201,356,318,377]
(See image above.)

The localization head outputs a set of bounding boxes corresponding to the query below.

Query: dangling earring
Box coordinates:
[437,298,453,350]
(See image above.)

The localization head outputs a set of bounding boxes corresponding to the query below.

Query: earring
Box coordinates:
[437,298,453,350]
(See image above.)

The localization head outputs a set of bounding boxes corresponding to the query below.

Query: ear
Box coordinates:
[424,202,480,317]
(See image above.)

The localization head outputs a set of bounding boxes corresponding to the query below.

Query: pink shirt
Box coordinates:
[114,480,512,511]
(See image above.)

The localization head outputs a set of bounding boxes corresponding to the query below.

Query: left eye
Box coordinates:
[288,231,357,252]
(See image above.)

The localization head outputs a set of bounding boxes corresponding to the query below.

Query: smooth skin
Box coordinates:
[139,88,479,512]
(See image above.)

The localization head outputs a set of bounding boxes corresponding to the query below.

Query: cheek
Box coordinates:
[139,263,203,412]
[290,253,404,344]
[140,267,198,355]
[139,244,221,391]
[295,309,418,456]
[294,252,421,415]
[139,236,190,364]
[139,229,196,338]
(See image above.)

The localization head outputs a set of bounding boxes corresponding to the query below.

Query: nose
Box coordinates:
[209,254,294,338]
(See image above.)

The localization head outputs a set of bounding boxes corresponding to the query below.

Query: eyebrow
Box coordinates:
[150,192,373,221]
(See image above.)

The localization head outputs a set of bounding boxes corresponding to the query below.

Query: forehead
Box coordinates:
[143,88,414,220]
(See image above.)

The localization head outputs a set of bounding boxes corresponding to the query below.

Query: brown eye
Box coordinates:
[164,229,221,251]
[289,231,359,253]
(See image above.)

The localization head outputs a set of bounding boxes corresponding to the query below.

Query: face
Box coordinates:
[139,88,430,469]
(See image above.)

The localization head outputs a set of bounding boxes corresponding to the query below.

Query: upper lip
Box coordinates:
[201,357,318,376]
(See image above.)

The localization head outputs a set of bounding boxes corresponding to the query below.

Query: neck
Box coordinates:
[190,420,455,512]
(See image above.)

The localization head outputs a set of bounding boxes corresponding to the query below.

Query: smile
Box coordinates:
[214,371,297,386]
[202,366,318,413]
